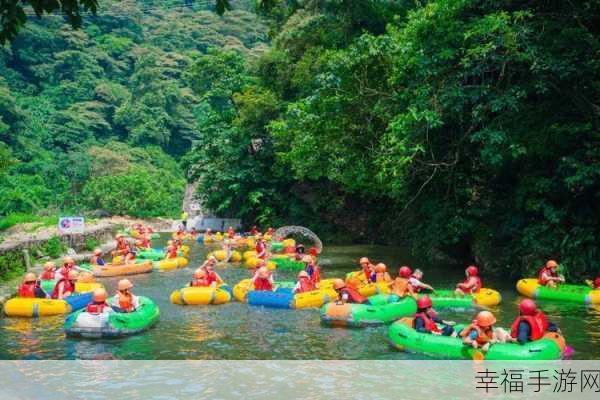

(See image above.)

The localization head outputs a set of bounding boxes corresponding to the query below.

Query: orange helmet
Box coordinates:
[332,278,346,290]
[375,263,387,273]
[63,256,75,265]
[115,233,124,239]
[193,269,206,279]
[298,271,309,279]
[475,311,496,327]
[359,257,370,265]
[546,260,559,269]
[118,279,133,291]
[44,261,55,271]
[93,248,102,256]
[93,288,108,302]
[257,267,270,278]
[23,272,37,283]
[67,270,79,280]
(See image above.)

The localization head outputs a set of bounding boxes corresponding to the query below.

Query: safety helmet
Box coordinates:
[416,295,432,310]
[475,311,496,327]
[519,299,538,316]
[332,278,346,290]
[118,279,133,291]
[546,260,559,269]
[466,265,479,276]
[93,288,108,302]
[257,267,269,278]
[93,248,102,256]
[63,256,75,265]
[24,272,37,283]
[398,266,412,278]
[44,261,55,271]
[375,263,387,273]
[298,271,309,279]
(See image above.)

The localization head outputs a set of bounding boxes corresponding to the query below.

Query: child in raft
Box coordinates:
[332,279,368,304]
[90,248,106,266]
[587,277,600,289]
[191,269,211,287]
[408,269,435,293]
[40,261,56,280]
[358,257,374,284]
[252,266,274,291]
[51,270,79,300]
[113,234,136,265]
[413,295,455,336]
[136,234,152,250]
[293,271,316,294]
[372,263,392,283]
[388,266,415,298]
[460,311,515,352]
[255,234,267,259]
[17,273,47,298]
[202,261,223,287]
[55,256,79,280]
[510,299,558,345]
[455,265,482,295]
[111,279,139,313]
[86,288,112,314]
[165,240,179,259]
[538,259,564,287]
[304,258,321,285]
[227,226,235,239]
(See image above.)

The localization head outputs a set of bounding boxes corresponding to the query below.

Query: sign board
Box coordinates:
[58,217,85,234]
[190,201,201,211]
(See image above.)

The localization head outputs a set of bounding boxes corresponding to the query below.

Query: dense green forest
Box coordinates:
[1,0,598,278]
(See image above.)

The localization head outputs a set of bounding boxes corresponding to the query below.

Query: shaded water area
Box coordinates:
[1,234,598,359]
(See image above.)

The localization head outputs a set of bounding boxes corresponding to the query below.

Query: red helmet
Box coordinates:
[519,299,537,316]
[466,265,478,276]
[594,277,600,289]
[398,266,412,278]
[416,295,432,309]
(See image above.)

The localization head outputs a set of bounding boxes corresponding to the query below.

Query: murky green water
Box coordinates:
[1,235,598,359]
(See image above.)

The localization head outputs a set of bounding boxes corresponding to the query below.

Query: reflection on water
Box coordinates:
[0,237,598,359]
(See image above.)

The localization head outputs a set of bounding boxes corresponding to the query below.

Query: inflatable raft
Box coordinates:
[321,294,417,327]
[426,288,502,308]
[233,279,338,309]
[388,319,565,360]
[3,292,93,318]
[40,280,103,294]
[64,296,159,338]
[93,261,153,277]
[137,248,166,261]
[155,257,189,271]
[270,256,305,271]
[170,285,233,305]
[517,278,600,304]
[208,250,242,263]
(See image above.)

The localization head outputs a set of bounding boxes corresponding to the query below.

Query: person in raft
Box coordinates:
[111,279,139,313]
[538,259,564,287]
[40,261,56,280]
[304,258,321,285]
[293,271,316,294]
[165,241,179,259]
[372,263,392,283]
[227,226,235,239]
[252,266,274,291]
[55,256,78,280]
[294,244,305,261]
[86,288,112,314]
[17,273,47,298]
[250,225,260,236]
[356,257,374,284]
[408,269,435,293]
[200,255,218,271]
[51,270,79,300]
[136,234,152,250]
[332,278,368,304]
[202,261,223,287]
[90,248,106,266]
[255,234,268,260]
[113,234,135,264]
[460,311,515,352]
[510,299,558,345]
[388,266,415,298]
[587,277,600,289]
[191,269,211,287]
[455,265,482,295]
[413,295,455,336]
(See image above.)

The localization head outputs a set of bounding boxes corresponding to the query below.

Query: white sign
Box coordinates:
[190,201,201,211]
[58,217,85,234]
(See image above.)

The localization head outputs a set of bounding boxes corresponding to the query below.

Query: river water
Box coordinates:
[0,235,598,359]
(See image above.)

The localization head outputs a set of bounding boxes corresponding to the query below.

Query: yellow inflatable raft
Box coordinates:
[93,261,153,277]
[244,257,276,270]
[75,282,104,293]
[3,292,92,318]
[233,278,337,307]
[170,286,232,305]
[208,250,242,263]
[155,257,189,271]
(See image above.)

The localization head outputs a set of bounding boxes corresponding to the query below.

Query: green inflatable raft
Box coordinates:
[320,294,417,328]
[270,256,305,271]
[64,296,159,338]
[388,320,564,360]
[136,248,166,261]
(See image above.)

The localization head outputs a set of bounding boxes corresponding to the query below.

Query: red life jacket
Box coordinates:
[341,286,367,304]
[59,266,72,278]
[40,270,55,280]
[310,265,321,284]
[191,278,210,287]
[413,310,441,333]
[459,276,482,294]
[227,230,234,239]
[510,312,549,341]
[460,324,494,345]
[140,238,151,248]
[538,267,557,285]
[86,301,110,314]
[254,277,273,291]
[18,282,37,298]
[255,242,266,259]
[167,247,178,259]
[206,271,219,285]
[117,241,129,252]
[297,277,316,293]
[51,279,75,299]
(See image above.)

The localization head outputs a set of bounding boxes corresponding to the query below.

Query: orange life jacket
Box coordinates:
[510,312,548,341]
[206,271,219,285]
[460,324,494,345]
[118,292,134,312]
[391,278,410,297]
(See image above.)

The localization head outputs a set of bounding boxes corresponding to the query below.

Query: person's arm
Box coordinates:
[132,295,140,310]
[517,321,531,345]
[419,282,435,292]
[414,317,427,333]
[293,282,301,293]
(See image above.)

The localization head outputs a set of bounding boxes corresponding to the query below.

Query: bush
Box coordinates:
[85,237,101,251]
[42,236,65,258]
[0,250,26,281]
